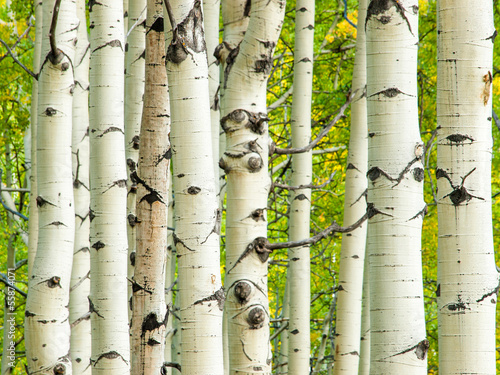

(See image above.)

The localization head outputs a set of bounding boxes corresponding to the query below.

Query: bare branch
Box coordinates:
[0,22,32,63]
[272,93,355,155]
[0,38,37,79]
[272,172,336,191]
[49,0,63,63]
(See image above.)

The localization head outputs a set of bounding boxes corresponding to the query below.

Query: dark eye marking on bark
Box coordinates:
[254,44,276,75]
[92,39,123,54]
[92,241,105,251]
[369,87,412,98]
[127,214,138,228]
[366,202,393,219]
[25,310,36,317]
[43,107,57,116]
[439,167,484,206]
[446,134,474,143]
[476,280,500,303]
[166,0,206,64]
[132,135,140,150]
[247,156,263,172]
[39,276,61,288]
[227,237,271,274]
[47,221,66,227]
[187,186,201,195]
[413,168,424,182]
[234,281,252,304]
[129,251,136,266]
[149,16,164,33]
[36,196,56,207]
[141,311,169,337]
[92,351,128,366]
[172,233,196,252]
[248,208,266,222]
[155,148,172,166]
[126,158,136,172]
[97,126,124,137]
[194,287,225,311]
[366,0,414,36]
[386,339,429,360]
[88,0,103,12]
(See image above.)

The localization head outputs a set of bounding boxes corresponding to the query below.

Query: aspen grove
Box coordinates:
[0,0,500,374]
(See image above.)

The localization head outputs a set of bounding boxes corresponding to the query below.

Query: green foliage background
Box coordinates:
[0,0,498,373]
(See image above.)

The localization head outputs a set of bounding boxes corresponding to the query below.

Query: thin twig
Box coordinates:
[0,22,32,63]
[0,273,27,297]
[163,0,177,31]
[272,172,336,191]
[273,93,355,155]
[0,38,37,79]
[126,6,147,39]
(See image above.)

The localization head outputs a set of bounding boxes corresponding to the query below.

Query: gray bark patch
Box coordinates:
[166,0,206,64]
[446,134,474,143]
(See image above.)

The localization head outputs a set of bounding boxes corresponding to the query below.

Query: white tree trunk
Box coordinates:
[124,0,146,316]
[366,0,427,373]
[165,1,224,373]
[333,0,367,373]
[27,0,43,280]
[69,0,91,372]
[436,1,498,373]
[219,0,285,373]
[286,0,314,373]
[358,252,370,375]
[130,0,170,372]
[88,0,130,372]
[25,0,78,372]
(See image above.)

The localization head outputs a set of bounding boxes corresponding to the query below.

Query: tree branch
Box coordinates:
[272,92,355,155]
[0,22,32,63]
[0,38,37,79]
[272,172,336,191]
[49,0,63,63]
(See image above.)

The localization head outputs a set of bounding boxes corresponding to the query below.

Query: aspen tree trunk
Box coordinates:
[436,1,498,373]
[203,0,221,184]
[88,0,130,372]
[164,178,177,375]
[219,0,285,373]
[130,0,170,372]
[1,147,15,375]
[124,0,146,313]
[27,0,43,280]
[365,0,427,373]
[286,0,314,373]
[358,237,370,375]
[165,1,224,373]
[25,0,78,373]
[69,0,91,372]
[333,0,367,373]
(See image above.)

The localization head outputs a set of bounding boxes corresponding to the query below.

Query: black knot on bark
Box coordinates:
[132,135,140,150]
[413,168,424,182]
[252,237,271,262]
[415,339,429,360]
[247,307,266,329]
[250,208,265,222]
[234,281,252,304]
[129,251,136,267]
[187,186,201,195]
[53,364,66,374]
[248,156,263,172]
[48,276,61,288]
[61,62,69,71]
[44,107,57,116]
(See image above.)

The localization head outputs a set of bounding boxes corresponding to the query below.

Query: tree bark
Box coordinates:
[25,0,78,372]
[88,0,130,372]
[366,0,427,372]
[287,0,314,373]
[165,1,224,373]
[130,0,170,372]
[436,0,498,373]
[220,0,285,373]
[333,0,368,373]
[69,0,91,372]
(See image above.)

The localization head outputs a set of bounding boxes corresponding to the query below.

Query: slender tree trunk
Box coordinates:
[358,237,370,375]
[286,0,314,373]
[27,0,43,280]
[365,0,427,373]
[69,0,91,371]
[130,1,170,372]
[219,0,285,373]
[25,0,78,372]
[333,0,367,373]
[88,0,130,372]
[124,0,146,316]
[165,1,224,373]
[436,1,498,373]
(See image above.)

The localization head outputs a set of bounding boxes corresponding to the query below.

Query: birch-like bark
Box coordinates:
[436,1,498,373]
[89,0,130,372]
[366,0,427,372]
[124,0,146,313]
[358,238,370,375]
[165,1,224,373]
[203,0,221,185]
[25,0,77,372]
[130,1,170,372]
[69,0,91,372]
[27,0,43,280]
[333,0,367,373]
[219,0,285,373]
[286,0,314,373]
